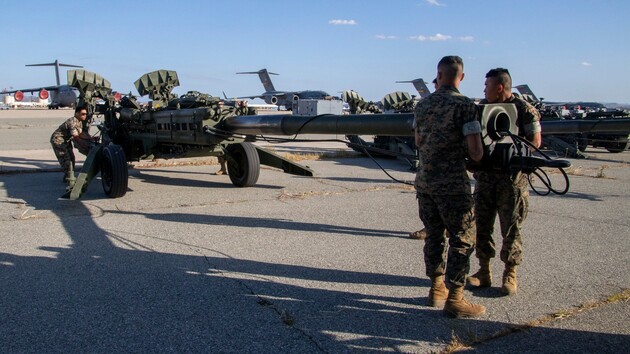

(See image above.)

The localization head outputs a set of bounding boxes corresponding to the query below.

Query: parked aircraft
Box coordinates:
[236,69,331,109]
[514,84,606,110]
[396,78,432,99]
[2,59,82,109]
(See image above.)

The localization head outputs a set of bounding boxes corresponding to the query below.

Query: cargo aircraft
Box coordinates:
[236,68,332,110]
[514,84,605,110]
[396,78,432,99]
[3,60,82,109]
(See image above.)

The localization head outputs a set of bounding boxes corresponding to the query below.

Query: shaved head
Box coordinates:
[485,68,512,91]
[484,68,513,103]
[437,56,464,81]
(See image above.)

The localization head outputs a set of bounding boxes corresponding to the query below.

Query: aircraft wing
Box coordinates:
[3,85,62,95]
[236,95,264,100]
[271,92,289,99]
[236,92,289,100]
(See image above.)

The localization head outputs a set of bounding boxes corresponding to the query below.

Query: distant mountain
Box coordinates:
[604,103,630,110]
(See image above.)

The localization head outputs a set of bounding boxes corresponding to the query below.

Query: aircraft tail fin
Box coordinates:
[396,78,431,99]
[25,59,83,86]
[237,69,278,93]
[514,84,539,103]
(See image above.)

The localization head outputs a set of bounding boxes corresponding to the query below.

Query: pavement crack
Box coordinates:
[439,288,630,353]
[112,197,274,212]
[201,256,328,353]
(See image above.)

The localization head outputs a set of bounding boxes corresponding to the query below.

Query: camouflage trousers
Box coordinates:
[417,192,475,287]
[50,136,76,173]
[474,172,529,266]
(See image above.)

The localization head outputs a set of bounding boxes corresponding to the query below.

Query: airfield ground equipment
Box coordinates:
[514,85,630,154]
[540,109,630,154]
[341,90,418,167]
[64,70,630,200]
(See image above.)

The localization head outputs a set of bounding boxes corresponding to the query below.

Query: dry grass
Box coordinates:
[130,149,359,169]
[279,150,361,162]
[435,333,473,353]
[8,201,45,220]
[132,158,217,169]
[439,288,630,353]
[553,164,612,179]
[12,207,44,220]
[277,184,411,201]
[595,164,609,178]
[564,166,583,176]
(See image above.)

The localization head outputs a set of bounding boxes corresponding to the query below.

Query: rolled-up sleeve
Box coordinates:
[463,120,481,136]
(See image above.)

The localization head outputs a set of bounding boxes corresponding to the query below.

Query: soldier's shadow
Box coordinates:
[2,171,628,353]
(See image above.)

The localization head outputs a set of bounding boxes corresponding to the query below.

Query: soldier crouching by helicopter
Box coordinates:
[50,106,94,186]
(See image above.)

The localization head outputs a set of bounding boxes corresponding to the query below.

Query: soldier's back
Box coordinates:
[414,87,477,195]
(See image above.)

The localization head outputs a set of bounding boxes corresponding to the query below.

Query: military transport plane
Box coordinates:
[515,84,605,110]
[396,78,432,99]
[236,68,331,109]
[3,60,82,109]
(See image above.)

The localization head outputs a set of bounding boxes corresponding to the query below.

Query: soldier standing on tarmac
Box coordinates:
[50,106,90,185]
[213,100,229,176]
[467,68,542,296]
[409,78,439,240]
[414,56,486,318]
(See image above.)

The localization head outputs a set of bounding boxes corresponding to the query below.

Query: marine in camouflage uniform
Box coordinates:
[50,107,89,182]
[415,84,480,287]
[474,96,540,264]
[415,56,485,318]
[469,68,542,296]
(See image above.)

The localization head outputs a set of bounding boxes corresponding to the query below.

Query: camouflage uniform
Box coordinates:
[50,116,85,175]
[474,96,541,266]
[415,85,481,287]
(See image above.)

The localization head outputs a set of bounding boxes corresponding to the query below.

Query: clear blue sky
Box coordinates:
[1,0,628,103]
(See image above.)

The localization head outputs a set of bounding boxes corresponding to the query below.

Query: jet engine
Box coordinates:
[39,89,49,100]
[14,91,24,101]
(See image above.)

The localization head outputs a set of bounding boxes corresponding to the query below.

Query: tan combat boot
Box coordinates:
[467,259,492,287]
[502,265,517,296]
[427,276,449,307]
[443,285,486,318]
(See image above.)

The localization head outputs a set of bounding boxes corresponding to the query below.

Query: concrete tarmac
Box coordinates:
[0,109,628,353]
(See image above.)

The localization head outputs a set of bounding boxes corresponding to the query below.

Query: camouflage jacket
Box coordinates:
[480,95,541,139]
[478,95,542,181]
[50,116,85,143]
[414,85,480,195]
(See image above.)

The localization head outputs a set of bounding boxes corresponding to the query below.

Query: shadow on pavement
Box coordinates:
[1,171,627,352]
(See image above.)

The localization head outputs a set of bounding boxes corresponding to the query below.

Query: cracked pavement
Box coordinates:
[1,110,628,353]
